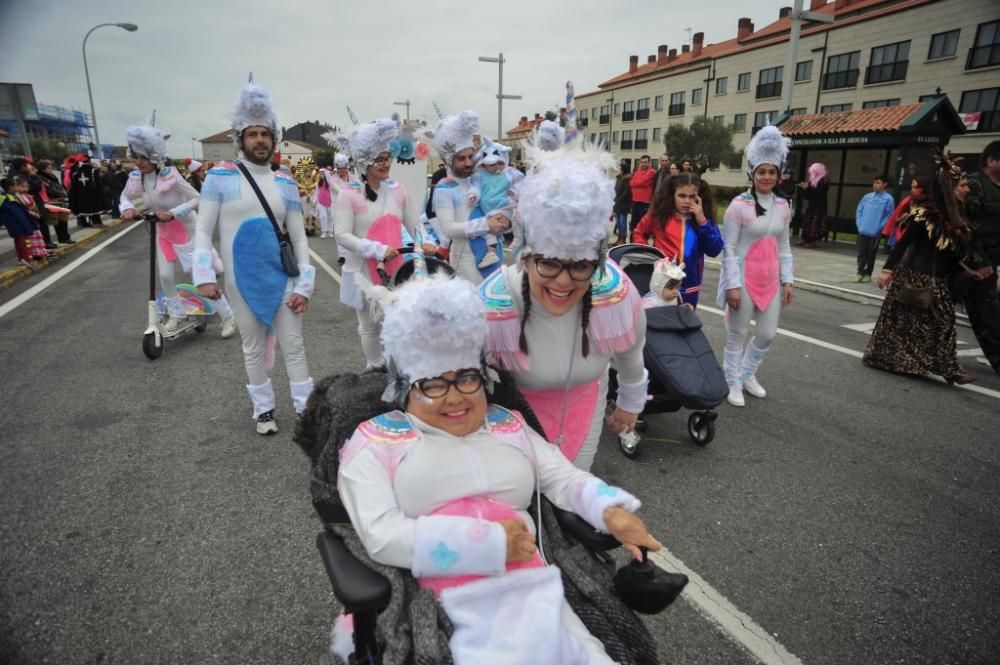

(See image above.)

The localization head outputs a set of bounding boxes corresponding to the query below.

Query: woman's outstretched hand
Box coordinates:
[603,507,662,560]
[499,519,537,563]
[606,407,638,434]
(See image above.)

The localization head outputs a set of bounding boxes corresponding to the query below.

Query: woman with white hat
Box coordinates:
[480,141,648,471]
[717,125,795,407]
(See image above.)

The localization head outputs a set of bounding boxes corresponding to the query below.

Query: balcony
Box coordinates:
[634,139,648,150]
[577,116,588,128]
[636,108,650,120]
[620,140,633,150]
[599,114,610,125]
[622,110,635,122]
[964,110,1000,133]
[756,82,782,99]
[668,103,685,116]
[822,69,859,90]
[966,43,1000,70]
[865,61,908,84]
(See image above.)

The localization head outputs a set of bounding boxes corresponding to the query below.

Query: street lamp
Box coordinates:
[191,138,197,159]
[781,1,833,112]
[83,22,138,160]
[393,99,411,122]
[478,53,522,140]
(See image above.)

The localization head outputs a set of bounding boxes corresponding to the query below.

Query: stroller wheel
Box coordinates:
[687,412,715,446]
[195,319,209,333]
[619,430,641,459]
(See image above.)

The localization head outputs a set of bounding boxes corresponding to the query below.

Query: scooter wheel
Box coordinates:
[687,412,715,446]
[142,331,163,360]
[619,431,641,459]
[194,320,208,333]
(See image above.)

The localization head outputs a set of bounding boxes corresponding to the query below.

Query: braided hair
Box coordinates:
[581,286,593,358]
[519,271,532,354]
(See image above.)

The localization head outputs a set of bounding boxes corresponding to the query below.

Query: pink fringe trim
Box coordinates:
[589,285,640,356]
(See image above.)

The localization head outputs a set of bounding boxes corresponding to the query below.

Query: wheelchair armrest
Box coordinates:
[316,529,391,613]
[551,504,621,552]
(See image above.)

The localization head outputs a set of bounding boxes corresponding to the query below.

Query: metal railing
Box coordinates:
[668,103,685,116]
[966,43,1000,70]
[822,69,859,90]
[756,82,782,99]
[636,108,650,120]
[864,61,908,84]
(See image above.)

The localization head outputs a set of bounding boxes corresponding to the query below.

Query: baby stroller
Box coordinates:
[608,244,728,459]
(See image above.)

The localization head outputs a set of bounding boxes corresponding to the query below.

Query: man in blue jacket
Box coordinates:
[855,174,895,282]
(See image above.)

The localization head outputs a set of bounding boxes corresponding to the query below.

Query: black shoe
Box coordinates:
[60,239,76,245]
[45,243,58,250]
[338,257,345,266]
[256,410,278,435]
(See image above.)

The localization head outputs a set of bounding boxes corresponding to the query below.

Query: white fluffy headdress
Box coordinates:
[325,117,400,171]
[518,139,618,261]
[230,83,279,147]
[535,120,565,152]
[745,125,790,179]
[422,110,479,165]
[126,125,168,163]
[475,136,511,166]
[649,258,686,296]
[333,152,350,168]
[380,273,487,390]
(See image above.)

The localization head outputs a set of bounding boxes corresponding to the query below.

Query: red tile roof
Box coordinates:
[583,0,931,94]
[780,104,922,135]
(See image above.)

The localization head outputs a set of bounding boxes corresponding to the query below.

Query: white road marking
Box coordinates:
[841,322,876,333]
[0,222,142,320]
[699,305,1000,400]
[309,249,342,284]
[650,549,805,665]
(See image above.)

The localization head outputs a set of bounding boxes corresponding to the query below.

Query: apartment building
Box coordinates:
[574,0,1000,186]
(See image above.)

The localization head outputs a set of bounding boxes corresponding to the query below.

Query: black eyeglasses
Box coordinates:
[531,256,599,282]
[373,155,393,166]
[413,370,485,399]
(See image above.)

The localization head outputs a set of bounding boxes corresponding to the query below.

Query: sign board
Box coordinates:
[962,112,981,131]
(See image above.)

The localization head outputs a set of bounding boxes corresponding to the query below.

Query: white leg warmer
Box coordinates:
[290,377,314,415]
[356,303,384,369]
[214,292,235,322]
[246,380,275,420]
[740,337,769,380]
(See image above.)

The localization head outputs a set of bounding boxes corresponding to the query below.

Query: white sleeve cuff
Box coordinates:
[292,264,316,299]
[720,256,743,291]
[119,200,136,213]
[614,368,649,414]
[170,200,196,218]
[411,515,507,578]
[192,248,216,285]
[780,254,794,284]
[571,477,642,534]
[464,218,490,237]
[357,238,386,259]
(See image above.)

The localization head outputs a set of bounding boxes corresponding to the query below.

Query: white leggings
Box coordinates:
[355,300,384,369]
[228,283,310,386]
[724,286,781,383]
[317,205,333,235]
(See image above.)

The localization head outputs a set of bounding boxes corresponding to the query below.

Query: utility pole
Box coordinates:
[393,99,411,122]
[782,0,834,113]
[479,53,522,139]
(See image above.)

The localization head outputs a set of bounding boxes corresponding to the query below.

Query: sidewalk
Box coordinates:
[0,214,132,288]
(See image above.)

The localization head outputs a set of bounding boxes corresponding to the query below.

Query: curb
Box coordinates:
[0,218,130,289]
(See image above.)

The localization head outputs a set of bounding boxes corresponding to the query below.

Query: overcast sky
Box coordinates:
[0,0,790,158]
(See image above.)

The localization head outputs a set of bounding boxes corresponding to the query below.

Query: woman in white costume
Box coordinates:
[119,124,236,337]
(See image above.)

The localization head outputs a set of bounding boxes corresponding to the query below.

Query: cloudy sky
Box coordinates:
[0,0,788,158]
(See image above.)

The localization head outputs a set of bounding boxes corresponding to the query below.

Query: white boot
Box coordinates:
[723,344,745,407]
[289,377,315,415]
[164,296,185,332]
[220,317,238,339]
[740,338,769,399]
[477,250,500,269]
[247,380,278,435]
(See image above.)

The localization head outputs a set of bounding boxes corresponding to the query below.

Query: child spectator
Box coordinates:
[854,174,895,282]
[643,258,691,309]
[467,136,523,273]
[1,177,40,269]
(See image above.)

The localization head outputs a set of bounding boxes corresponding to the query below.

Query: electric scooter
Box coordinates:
[141,213,214,360]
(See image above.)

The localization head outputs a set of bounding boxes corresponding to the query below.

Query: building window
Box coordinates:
[732,113,747,131]
[928,29,960,60]
[599,132,609,146]
[620,129,633,150]
[795,60,812,81]
[635,128,649,150]
[959,88,1000,133]
[652,127,662,141]
[612,131,620,144]
[866,41,910,84]
[691,88,702,106]
[967,20,1000,70]
[712,115,725,124]
[589,133,596,142]
[577,115,588,128]
[654,95,664,111]
[757,66,783,99]
[591,108,597,119]
[790,107,807,115]
[599,105,610,125]
[918,93,942,102]
[753,110,778,130]
[737,72,751,91]
[823,51,860,90]
[716,77,728,95]
[622,100,635,122]
[637,98,650,120]
[862,99,900,109]
[668,91,685,116]
[821,103,853,113]
[614,103,620,115]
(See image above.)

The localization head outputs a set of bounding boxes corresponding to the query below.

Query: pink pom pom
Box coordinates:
[415,141,431,160]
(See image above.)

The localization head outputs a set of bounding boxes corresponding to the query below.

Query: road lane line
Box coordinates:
[309,249,342,284]
[0,222,142,320]
[650,549,805,665]
[699,305,1000,400]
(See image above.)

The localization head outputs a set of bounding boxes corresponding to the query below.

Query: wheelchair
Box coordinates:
[294,366,689,665]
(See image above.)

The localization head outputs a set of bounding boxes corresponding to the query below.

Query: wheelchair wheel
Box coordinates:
[687,411,716,446]
[619,430,641,459]
[195,319,208,333]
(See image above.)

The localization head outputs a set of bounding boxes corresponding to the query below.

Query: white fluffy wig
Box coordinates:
[421,110,480,165]
[324,117,400,171]
[230,83,279,148]
[745,125,790,179]
[126,125,168,164]
[535,120,565,152]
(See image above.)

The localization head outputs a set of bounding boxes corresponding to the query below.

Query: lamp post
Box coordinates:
[781,1,833,112]
[478,53,522,140]
[191,138,197,159]
[393,99,411,122]
[83,22,138,160]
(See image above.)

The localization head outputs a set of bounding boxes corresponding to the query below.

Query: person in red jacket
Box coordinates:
[628,154,656,234]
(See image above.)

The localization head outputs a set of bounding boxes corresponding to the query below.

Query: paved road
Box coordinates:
[1,225,998,664]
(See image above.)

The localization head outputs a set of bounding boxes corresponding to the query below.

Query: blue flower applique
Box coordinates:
[597,483,619,497]
[430,542,460,571]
